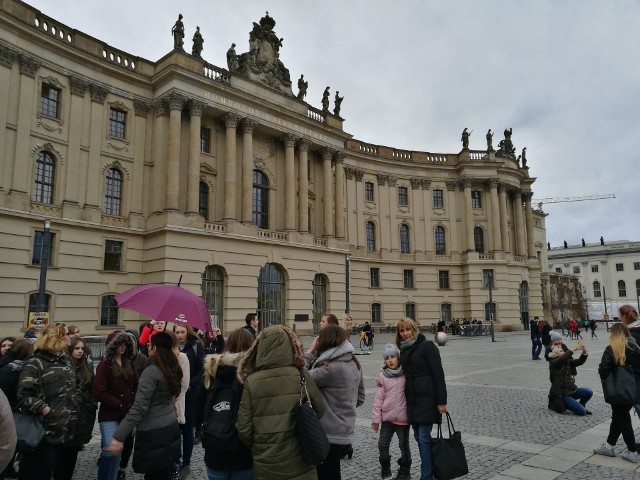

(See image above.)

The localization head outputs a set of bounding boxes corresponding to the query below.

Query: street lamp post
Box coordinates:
[37,218,52,314]
[603,285,609,332]
[485,271,495,342]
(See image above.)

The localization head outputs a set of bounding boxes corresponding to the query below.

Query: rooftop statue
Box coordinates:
[520,147,528,168]
[226,43,238,70]
[333,91,344,116]
[461,128,470,149]
[297,74,308,100]
[486,129,494,151]
[496,127,516,160]
[192,27,204,57]
[227,12,293,95]
[321,87,330,112]
[171,14,185,51]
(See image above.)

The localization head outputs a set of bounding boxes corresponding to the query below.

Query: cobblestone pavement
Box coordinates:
[53,330,640,478]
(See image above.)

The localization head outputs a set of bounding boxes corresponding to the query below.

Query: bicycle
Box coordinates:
[359,330,374,351]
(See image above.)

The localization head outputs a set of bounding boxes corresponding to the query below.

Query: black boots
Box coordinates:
[380,456,392,479]
[394,459,411,480]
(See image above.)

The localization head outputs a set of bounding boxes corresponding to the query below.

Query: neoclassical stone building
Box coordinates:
[0,2,546,336]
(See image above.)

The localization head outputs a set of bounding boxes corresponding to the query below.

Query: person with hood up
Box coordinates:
[237,325,324,480]
[94,331,139,480]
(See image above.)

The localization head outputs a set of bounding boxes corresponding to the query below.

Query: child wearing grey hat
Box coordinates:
[371,344,411,479]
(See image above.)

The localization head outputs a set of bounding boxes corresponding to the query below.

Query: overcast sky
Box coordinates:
[25,0,639,246]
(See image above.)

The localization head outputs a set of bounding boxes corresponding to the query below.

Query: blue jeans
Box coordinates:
[412,424,433,480]
[531,339,542,358]
[564,387,593,415]
[98,421,122,480]
[206,467,253,480]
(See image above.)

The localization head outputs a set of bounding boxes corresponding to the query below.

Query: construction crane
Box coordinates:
[532,194,615,210]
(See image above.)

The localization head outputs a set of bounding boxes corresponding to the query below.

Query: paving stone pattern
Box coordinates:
[49,331,640,478]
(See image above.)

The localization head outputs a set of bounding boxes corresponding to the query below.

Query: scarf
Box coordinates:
[400,336,417,350]
[313,340,354,368]
[382,365,403,378]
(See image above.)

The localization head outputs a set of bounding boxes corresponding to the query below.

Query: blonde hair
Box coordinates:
[34,324,68,354]
[395,317,418,347]
[609,323,630,366]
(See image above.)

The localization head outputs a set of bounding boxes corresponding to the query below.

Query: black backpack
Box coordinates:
[202,364,243,452]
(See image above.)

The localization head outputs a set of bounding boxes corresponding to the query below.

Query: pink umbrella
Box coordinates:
[115,284,212,332]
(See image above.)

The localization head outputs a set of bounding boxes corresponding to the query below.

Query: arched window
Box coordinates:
[435,226,446,255]
[593,281,601,298]
[100,295,119,326]
[257,263,285,328]
[618,280,627,297]
[252,170,269,229]
[33,151,56,204]
[202,265,224,329]
[366,222,376,252]
[199,181,209,220]
[474,227,485,253]
[371,303,382,323]
[104,168,122,215]
[399,224,410,254]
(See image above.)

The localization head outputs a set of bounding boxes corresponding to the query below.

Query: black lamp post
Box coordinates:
[603,285,609,332]
[485,271,495,342]
[37,218,51,314]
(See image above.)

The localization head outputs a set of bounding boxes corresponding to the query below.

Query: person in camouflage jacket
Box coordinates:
[16,323,81,480]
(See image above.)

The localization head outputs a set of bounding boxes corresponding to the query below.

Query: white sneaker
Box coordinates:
[593,443,616,457]
[621,450,640,463]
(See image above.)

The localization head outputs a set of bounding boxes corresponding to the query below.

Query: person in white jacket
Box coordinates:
[372,343,411,480]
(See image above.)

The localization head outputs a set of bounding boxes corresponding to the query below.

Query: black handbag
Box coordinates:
[431,412,469,480]
[13,401,45,452]
[603,364,638,405]
[295,369,330,466]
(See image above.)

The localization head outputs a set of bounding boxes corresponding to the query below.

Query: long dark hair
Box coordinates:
[68,337,92,385]
[150,332,182,397]
[316,325,360,369]
[224,328,253,354]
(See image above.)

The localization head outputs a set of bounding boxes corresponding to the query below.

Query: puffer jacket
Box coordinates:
[0,390,16,473]
[400,333,447,425]
[547,345,588,397]
[113,360,181,473]
[17,348,80,445]
[372,370,407,424]
[237,325,324,480]
[0,359,26,407]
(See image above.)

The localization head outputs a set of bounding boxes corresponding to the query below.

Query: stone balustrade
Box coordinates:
[307,106,324,123]
[203,63,230,84]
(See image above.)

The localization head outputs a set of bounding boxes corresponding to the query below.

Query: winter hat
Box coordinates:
[106,330,121,345]
[549,331,562,344]
[383,343,400,359]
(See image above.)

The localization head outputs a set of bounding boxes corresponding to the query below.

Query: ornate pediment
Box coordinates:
[200,163,218,176]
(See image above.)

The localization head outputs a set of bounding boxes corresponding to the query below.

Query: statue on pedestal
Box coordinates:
[226,43,238,70]
[171,14,185,51]
[297,74,308,100]
[461,128,470,149]
[192,27,204,57]
[521,147,528,168]
[486,129,494,151]
[321,86,330,112]
[334,91,344,116]
[496,127,516,159]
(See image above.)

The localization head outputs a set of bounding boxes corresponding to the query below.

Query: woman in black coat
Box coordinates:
[396,317,447,480]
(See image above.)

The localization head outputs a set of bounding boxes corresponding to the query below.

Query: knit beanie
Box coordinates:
[383,343,400,359]
[549,331,562,344]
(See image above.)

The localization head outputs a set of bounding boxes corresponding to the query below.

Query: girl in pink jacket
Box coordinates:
[372,343,411,480]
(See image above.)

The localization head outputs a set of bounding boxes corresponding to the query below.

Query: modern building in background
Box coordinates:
[0,1,546,336]
[547,240,640,320]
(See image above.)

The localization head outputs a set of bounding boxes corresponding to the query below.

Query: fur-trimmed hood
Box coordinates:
[237,325,305,383]
[104,331,136,363]
[203,351,243,389]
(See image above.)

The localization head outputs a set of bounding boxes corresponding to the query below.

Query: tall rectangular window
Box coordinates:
[370,267,380,288]
[32,231,55,266]
[104,240,123,271]
[108,108,126,139]
[101,295,119,326]
[403,269,414,289]
[371,303,382,323]
[438,270,449,289]
[483,269,495,288]
[40,83,60,118]
[471,191,482,208]
[364,182,374,202]
[433,189,444,208]
[405,303,416,320]
[440,304,452,323]
[200,127,211,152]
[398,186,408,206]
[591,265,599,273]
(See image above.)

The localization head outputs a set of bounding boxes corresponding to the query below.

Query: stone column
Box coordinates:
[186,100,204,215]
[334,152,345,239]
[461,178,475,251]
[513,191,526,257]
[378,174,390,252]
[422,179,433,253]
[241,119,255,224]
[411,178,424,253]
[445,181,459,253]
[86,83,108,215]
[151,100,169,214]
[297,139,310,232]
[223,113,239,221]
[13,55,41,197]
[283,133,297,231]
[523,192,536,258]
[322,148,334,237]
[64,77,87,206]
[354,170,364,246]
[0,46,17,193]
[388,175,398,251]
[131,99,149,216]
[498,183,510,253]
[489,178,502,252]
[166,92,185,212]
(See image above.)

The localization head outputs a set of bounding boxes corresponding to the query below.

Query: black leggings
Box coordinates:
[607,404,636,451]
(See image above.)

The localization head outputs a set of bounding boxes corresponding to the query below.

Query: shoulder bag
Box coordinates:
[295,368,330,465]
[13,399,45,452]
[603,363,638,405]
[431,412,469,480]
